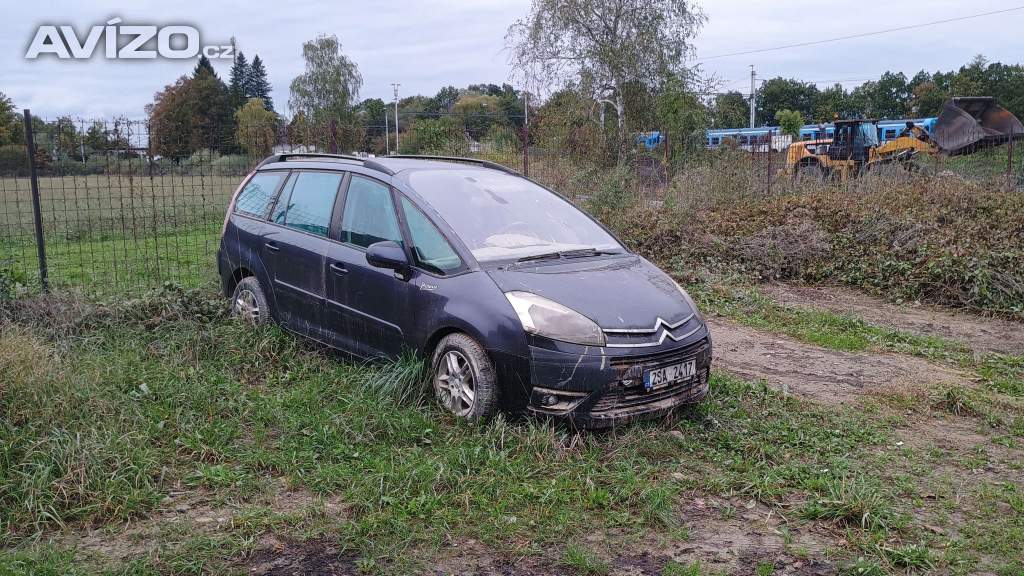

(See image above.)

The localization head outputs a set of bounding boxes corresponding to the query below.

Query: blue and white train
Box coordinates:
[705,118,939,151]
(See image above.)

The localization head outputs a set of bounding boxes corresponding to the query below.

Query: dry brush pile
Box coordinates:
[583,165,1024,319]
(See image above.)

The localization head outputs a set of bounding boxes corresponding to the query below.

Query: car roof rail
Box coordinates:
[385,155,521,175]
[255,153,366,169]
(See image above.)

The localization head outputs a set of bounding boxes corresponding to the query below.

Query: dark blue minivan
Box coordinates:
[218,154,711,428]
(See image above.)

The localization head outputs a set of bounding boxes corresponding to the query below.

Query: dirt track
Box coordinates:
[761,283,1024,356]
[708,318,966,405]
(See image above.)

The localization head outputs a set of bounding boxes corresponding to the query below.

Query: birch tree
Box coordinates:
[506,0,705,147]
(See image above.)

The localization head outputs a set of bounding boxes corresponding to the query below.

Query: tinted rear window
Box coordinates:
[234,172,285,218]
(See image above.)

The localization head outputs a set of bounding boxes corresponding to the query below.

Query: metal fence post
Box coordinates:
[22,109,49,292]
[1008,129,1014,188]
[522,92,530,177]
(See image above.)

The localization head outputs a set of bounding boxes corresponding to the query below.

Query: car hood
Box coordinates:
[485,254,694,330]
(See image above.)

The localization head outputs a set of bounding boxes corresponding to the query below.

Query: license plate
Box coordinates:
[643,360,696,391]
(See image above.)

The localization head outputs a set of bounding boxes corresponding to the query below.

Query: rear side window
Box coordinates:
[400,197,462,274]
[234,172,285,218]
[271,171,342,237]
[340,176,403,249]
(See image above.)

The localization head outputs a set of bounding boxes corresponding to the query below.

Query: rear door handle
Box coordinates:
[329,262,348,275]
[264,241,280,252]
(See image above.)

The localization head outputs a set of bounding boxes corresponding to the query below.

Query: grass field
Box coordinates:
[1,175,233,294]
[1,160,1022,574]
[1,287,1022,575]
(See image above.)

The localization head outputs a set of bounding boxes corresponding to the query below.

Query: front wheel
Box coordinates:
[431,333,499,422]
[231,276,270,325]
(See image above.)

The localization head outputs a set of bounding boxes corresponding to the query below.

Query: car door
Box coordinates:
[324,174,413,358]
[262,170,345,338]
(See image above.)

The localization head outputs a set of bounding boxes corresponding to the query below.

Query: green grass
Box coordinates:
[1,288,1021,573]
[562,544,610,575]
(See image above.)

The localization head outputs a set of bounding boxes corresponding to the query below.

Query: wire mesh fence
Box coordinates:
[1,109,1021,299]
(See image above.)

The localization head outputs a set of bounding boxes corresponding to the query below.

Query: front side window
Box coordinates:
[340,176,403,249]
[407,169,624,263]
[272,171,342,236]
[234,172,285,218]
[400,197,462,274]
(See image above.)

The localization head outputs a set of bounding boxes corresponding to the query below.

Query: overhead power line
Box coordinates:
[697,5,1024,61]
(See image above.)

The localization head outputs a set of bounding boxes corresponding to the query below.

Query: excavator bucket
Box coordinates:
[933,97,1024,155]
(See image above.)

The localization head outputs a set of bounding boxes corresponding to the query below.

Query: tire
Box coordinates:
[431,333,499,422]
[230,276,270,325]
[794,163,824,183]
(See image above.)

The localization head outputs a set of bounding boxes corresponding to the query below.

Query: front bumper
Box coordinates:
[524,327,713,429]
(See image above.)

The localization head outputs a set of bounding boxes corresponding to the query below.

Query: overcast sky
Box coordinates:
[3,0,1022,119]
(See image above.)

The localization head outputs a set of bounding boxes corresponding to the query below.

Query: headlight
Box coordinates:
[504,291,606,346]
[671,279,705,323]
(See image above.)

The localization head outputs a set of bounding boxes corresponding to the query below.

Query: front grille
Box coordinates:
[609,337,710,371]
[590,368,709,413]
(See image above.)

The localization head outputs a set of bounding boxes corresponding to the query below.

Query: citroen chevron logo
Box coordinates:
[602,313,702,348]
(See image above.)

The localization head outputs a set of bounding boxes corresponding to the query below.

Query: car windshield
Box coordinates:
[408,169,624,263]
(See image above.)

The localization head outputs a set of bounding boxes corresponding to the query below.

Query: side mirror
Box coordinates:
[365,240,409,271]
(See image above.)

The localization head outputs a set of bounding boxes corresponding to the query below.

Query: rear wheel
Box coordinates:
[794,163,824,183]
[431,333,498,422]
[231,276,269,325]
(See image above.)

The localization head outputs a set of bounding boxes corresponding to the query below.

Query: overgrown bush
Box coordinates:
[0,144,28,176]
[612,171,1024,318]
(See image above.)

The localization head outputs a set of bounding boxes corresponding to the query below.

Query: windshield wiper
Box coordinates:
[515,251,562,263]
[515,248,612,264]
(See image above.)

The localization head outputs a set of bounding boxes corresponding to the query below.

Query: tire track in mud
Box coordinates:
[708,317,966,405]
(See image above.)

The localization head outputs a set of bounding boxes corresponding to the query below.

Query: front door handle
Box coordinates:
[329,262,349,275]
[264,241,280,252]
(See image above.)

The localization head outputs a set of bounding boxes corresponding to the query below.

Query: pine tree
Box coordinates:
[193,54,217,79]
[229,51,250,109]
[249,55,274,112]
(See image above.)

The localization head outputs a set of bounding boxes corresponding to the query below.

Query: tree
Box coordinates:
[428,86,461,113]
[853,72,910,119]
[288,34,362,126]
[910,81,947,117]
[235,98,278,156]
[146,77,194,159]
[249,55,274,111]
[453,94,504,137]
[356,98,388,126]
[194,54,217,79]
[709,91,748,128]
[774,109,803,138]
[229,51,250,109]
[0,91,16,145]
[657,76,707,151]
[507,0,705,148]
[189,64,235,152]
[146,59,235,158]
[534,86,609,163]
[813,83,850,122]
[399,116,464,155]
[756,78,818,125]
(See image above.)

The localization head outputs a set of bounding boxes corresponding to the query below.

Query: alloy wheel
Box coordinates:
[435,350,476,417]
[233,288,261,323]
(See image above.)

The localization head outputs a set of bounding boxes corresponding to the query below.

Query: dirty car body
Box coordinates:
[217,154,712,428]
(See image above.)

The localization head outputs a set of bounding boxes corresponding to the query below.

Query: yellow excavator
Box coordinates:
[784,97,1024,181]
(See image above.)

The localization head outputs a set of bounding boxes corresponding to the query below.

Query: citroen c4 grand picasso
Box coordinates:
[217,154,712,428]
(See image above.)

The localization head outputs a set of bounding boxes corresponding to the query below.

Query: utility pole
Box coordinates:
[391,83,401,151]
[749,65,757,129]
[385,110,390,155]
